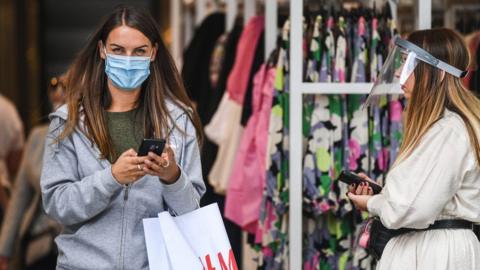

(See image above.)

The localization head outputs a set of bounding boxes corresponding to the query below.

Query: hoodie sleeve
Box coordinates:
[41,118,123,226]
[161,113,206,215]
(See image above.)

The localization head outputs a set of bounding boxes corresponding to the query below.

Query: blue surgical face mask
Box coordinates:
[104,48,152,91]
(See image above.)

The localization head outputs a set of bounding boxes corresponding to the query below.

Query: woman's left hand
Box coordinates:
[347,192,373,211]
[143,145,180,184]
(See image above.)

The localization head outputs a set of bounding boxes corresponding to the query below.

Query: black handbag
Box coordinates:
[364,217,474,260]
[365,218,412,260]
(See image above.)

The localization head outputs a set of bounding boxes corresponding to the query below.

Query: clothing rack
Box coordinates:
[174,0,433,269]
[289,1,431,269]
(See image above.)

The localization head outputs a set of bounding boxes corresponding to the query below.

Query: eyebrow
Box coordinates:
[110,43,149,49]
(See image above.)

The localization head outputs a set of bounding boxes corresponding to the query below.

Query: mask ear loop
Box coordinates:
[103,46,110,60]
[149,47,156,62]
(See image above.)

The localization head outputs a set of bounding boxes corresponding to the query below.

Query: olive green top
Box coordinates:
[105,107,144,163]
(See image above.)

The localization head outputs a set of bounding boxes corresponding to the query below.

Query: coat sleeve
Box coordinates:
[161,113,206,215]
[367,122,475,229]
[41,118,123,226]
[0,129,36,257]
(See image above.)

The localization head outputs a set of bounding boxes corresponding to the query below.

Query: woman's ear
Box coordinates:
[98,41,106,60]
[150,43,158,62]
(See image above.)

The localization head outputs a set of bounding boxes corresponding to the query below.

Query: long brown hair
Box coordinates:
[396,28,480,165]
[60,6,202,159]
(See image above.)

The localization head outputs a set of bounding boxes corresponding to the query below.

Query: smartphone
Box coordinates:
[137,139,166,156]
[337,170,382,194]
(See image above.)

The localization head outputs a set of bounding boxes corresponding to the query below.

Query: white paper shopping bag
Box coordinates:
[144,213,202,270]
[142,218,170,270]
[171,203,238,270]
[143,203,238,270]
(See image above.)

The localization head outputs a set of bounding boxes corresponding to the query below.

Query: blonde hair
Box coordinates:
[395,28,480,165]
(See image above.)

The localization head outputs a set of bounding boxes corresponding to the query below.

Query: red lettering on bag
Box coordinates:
[205,254,216,270]
[218,249,238,270]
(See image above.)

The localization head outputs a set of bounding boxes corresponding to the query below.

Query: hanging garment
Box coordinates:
[209,34,228,90]
[241,32,265,126]
[205,16,265,195]
[351,17,367,83]
[304,15,323,149]
[181,12,225,125]
[370,18,381,83]
[257,20,290,270]
[305,16,323,83]
[201,23,244,203]
[320,17,335,83]
[207,23,244,124]
[334,17,347,83]
[303,94,357,270]
[225,64,275,234]
[303,15,341,216]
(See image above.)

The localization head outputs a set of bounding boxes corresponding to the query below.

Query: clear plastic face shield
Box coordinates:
[364,37,468,107]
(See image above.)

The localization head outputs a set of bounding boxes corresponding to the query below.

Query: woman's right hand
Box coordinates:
[111,149,148,185]
[347,173,377,196]
[0,256,9,270]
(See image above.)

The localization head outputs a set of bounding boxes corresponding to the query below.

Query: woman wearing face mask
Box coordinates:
[348,28,480,269]
[40,6,205,270]
[0,75,66,270]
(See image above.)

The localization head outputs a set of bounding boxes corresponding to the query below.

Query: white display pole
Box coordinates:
[265,0,278,61]
[226,0,238,32]
[289,1,303,269]
[244,0,256,23]
[170,0,182,68]
[183,7,194,49]
[195,0,208,26]
[417,0,431,29]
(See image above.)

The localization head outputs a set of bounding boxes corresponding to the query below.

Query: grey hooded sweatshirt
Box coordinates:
[40,102,205,270]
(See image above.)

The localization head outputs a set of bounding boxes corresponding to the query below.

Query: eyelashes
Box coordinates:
[110,47,147,56]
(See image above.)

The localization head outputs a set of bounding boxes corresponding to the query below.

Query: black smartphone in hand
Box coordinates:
[137,139,166,156]
[338,170,382,194]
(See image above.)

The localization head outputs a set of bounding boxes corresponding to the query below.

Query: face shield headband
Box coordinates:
[364,37,468,108]
[395,38,468,78]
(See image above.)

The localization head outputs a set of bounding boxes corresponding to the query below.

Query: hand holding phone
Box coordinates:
[338,170,382,194]
[140,141,180,184]
[137,139,166,156]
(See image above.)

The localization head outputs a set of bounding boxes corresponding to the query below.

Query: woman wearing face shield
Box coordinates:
[40,6,205,270]
[348,28,480,269]
[0,75,66,270]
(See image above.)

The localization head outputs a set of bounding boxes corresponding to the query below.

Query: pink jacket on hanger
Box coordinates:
[226,16,265,105]
[225,64,275,234]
